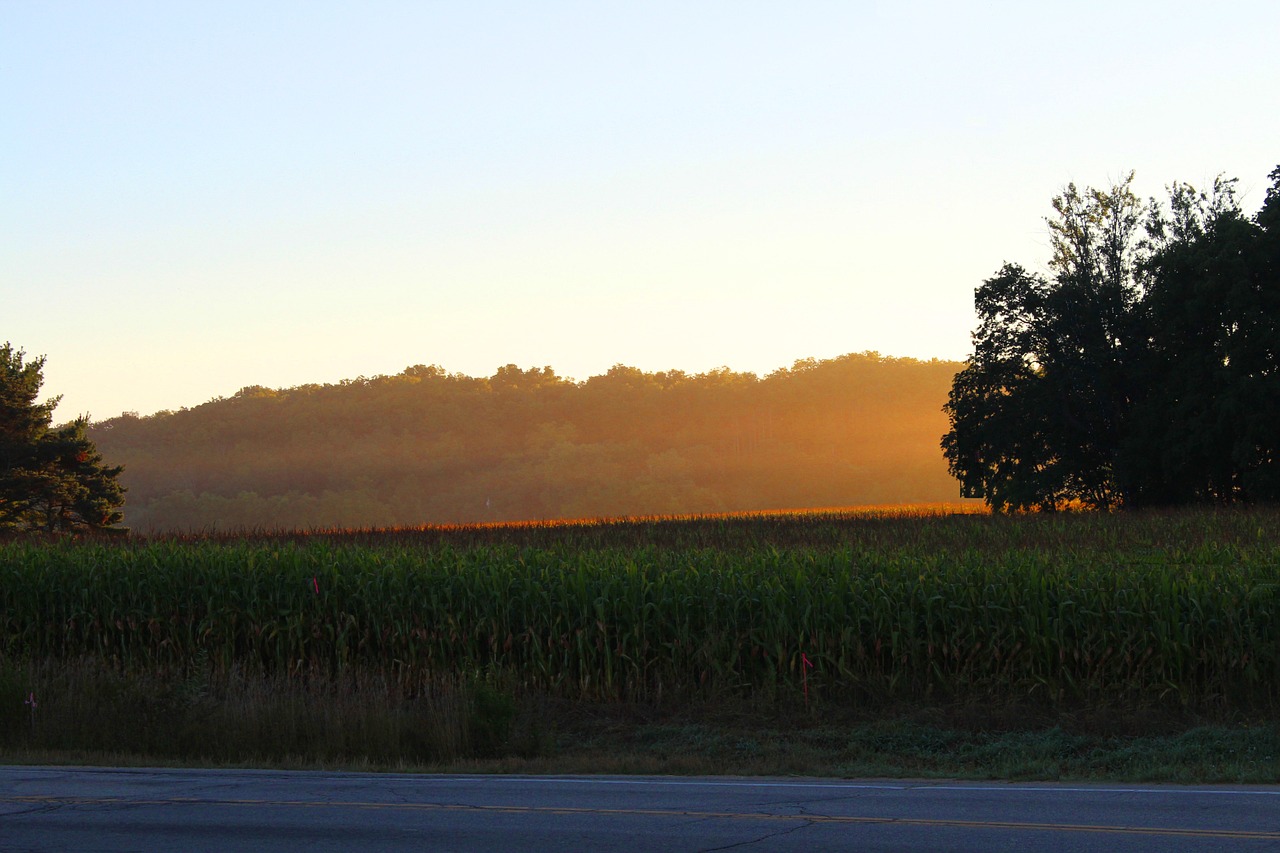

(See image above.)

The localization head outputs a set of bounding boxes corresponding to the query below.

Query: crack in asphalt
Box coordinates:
[688,799,823,852]
[696,815,814,852]
[1,800,69,818]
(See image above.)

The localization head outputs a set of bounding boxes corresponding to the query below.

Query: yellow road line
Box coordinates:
[5,795,1279,841]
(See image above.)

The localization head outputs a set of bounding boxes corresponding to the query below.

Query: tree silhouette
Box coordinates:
[0,343,126,532]
[944,168,1280,510]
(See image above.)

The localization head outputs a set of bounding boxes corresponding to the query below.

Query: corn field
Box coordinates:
[2,507,1279,709]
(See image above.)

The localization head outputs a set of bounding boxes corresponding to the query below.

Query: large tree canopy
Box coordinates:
[0,343,126,532]
[943,167,1280,511]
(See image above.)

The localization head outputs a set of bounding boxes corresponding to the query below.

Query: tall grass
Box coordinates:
[3,506,1278,711]
[0,657,483,764]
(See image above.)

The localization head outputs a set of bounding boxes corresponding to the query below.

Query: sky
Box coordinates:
[4,1,1278,422]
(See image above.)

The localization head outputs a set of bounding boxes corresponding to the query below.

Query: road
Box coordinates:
[2,766,1278,852]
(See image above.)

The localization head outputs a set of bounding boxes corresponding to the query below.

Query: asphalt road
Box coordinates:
[2,766,1278,852]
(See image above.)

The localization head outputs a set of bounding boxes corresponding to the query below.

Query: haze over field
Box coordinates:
[90,352,972,530]
[5,2,1279,424]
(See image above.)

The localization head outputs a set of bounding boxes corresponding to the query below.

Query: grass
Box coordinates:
[547,719,1280,783]
[1,652,1278,783]
[3,661,1276,782]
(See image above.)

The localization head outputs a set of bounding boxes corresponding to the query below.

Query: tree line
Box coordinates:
[84,352,966,531]
[944,166,1280,510]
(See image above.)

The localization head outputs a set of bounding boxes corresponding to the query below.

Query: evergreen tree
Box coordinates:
[0,343,125,532]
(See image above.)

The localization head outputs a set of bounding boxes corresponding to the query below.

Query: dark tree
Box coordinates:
[940,263,1064,510]
[943,167,1280,511]
[943,176,1145,510]
[1126,172,1280,503]
[0,343,126,532]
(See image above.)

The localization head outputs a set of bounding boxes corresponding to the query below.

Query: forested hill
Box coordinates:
[89,352,969,531]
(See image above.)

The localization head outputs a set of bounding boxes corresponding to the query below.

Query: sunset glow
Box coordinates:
[5,2,1278,423]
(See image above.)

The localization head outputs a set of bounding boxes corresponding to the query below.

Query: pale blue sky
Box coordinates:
[4,1,1278,420]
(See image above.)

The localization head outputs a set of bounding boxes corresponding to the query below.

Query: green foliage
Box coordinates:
[2,507,1278,711]
[0,661,28,743]
[945,168,1280,510]
[0,343,126,532]
[467,679,517,758]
